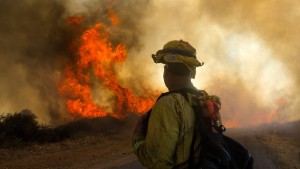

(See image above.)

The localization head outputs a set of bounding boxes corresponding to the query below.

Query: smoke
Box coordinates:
[197,0,300,125]
[0,0,151,125]
[0,0,72,125]
[122,0,300,126]
[0,0,299,126]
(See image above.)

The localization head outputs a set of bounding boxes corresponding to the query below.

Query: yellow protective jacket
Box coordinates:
[133,88,202,169]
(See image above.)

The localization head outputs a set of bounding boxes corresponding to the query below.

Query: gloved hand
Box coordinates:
[132,109,152,144]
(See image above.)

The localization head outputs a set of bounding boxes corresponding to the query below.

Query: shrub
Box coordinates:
[0,109,129,147]
[0,109,66,147]
[0,109,39,142]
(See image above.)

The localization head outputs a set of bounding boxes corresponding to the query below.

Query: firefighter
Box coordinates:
[132,40,205,168]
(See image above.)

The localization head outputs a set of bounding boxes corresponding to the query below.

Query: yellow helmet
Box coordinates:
[152,40,203,78]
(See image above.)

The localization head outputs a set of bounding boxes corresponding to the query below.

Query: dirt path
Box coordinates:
[90,153,144,169]
[227,129,277,169]
[229,128,300,169]
[104,128,300,169]
[1,128,299,169]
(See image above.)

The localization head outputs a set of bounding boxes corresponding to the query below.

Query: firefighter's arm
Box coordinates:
[133,95,180,169]
[133,109,151,144]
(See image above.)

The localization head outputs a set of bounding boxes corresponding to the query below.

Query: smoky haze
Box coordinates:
[0,0,150,125]
[201,0,300,126]
[0,0,72,125]
[129,0,300,126]
[0,0,299,126]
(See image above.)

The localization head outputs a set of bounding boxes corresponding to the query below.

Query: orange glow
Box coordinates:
[221,96,290,128]
[59,15,157,118]
[223,118,240,128]
[67,16,83,25]
[264,110,276,124]
[107,9,120,26]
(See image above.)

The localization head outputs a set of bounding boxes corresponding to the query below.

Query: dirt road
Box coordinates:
[100,128,300,169]
[1,127,299,169]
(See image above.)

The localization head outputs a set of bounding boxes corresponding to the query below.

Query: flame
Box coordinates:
[67,16,83,25]
[107,9,119,26]
[59,15,157,118]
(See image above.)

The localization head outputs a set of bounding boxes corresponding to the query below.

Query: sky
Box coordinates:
[0,0,299,126]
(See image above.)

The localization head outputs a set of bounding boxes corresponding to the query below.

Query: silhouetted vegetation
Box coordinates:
[0,109,60,147]
[0,109,133,148]
[0,109,38,141]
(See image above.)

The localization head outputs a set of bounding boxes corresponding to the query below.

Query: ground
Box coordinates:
[1,124,299,169]
[227,127,300,169]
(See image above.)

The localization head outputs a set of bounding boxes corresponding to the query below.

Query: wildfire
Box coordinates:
[107,9,120,26]
[59,13,157,118]
[67,16,83,25]
[59,11,289,127]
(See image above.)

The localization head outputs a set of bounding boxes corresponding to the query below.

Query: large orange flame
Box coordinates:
[59,15,157,118]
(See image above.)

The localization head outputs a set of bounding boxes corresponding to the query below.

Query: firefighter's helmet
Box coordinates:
[152,40,203,78]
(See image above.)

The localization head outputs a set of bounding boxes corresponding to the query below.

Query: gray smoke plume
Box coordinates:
[0,0,299,127]
[196,0,300,125]
[0,0,150,125]
[121,0,300,126]
[0,0,72,125]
